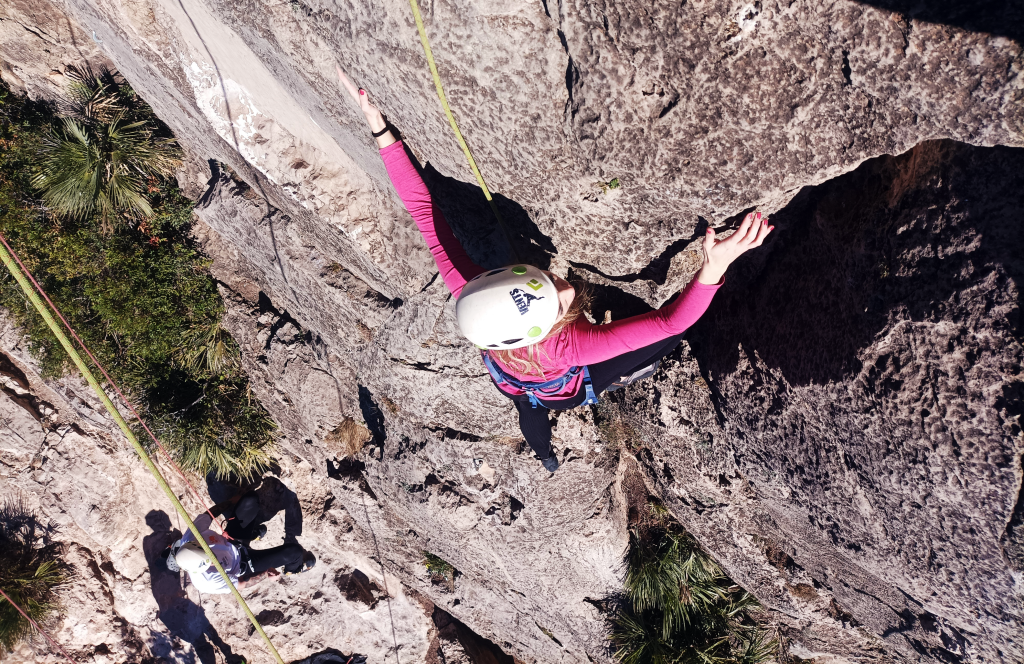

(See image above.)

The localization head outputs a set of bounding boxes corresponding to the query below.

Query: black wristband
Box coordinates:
[371,126,389,138]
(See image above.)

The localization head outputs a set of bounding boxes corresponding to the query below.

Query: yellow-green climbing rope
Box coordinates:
[407,0,521,262]
[0,237,286,664]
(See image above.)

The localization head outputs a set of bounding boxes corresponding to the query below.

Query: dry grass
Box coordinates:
[378,394,399,415]
[324,417,373,457]
[597,401,644,452]
[355,322,373,342]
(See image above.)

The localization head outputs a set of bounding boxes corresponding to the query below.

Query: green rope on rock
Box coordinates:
[407,0,521,263]
[0,235,286,664]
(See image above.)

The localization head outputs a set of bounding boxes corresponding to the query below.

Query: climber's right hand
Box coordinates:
[336,66,387,135]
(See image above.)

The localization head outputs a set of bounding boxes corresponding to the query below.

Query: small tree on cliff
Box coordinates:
[0,498,70,654]
[1,76,277,482]
[32,67,181,231]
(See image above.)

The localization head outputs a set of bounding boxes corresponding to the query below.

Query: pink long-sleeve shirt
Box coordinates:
[380,140,721,401]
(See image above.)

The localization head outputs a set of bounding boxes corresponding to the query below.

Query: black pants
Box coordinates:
[229,492,305,575]
[503,332,686,459]
[245,543,305,575]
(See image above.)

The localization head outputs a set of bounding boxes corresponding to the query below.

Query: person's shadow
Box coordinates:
[254,476,304,544]
[143,510,243,664]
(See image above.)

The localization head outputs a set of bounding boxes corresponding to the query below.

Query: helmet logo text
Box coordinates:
[509,288,545,315]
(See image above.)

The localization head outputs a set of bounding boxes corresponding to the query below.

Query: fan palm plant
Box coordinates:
[177,322,239,374]
[147,375,277,481]
[612,519,777,664]
[0,499,70,654]
[31,67,181,231]
[3,76,279,486]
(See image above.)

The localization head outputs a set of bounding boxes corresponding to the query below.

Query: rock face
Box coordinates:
[0,0,113,98]
[612,140,1024,663]
[1,0,1023,663]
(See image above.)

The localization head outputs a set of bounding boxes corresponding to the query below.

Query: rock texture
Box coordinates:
[612,140,1024,663]
[1,0,1023,662]
[0,0,113,99]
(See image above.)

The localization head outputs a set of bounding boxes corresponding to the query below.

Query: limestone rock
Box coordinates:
[1,0,1023,662]
[0,0,113,99]
[0,317,435,664]
[614,139,1024,663]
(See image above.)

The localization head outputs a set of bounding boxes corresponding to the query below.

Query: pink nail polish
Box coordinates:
[359,89,365,95]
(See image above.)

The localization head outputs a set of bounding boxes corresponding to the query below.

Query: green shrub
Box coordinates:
[31,67,181,230]
[0,499,70,654]
[612,508,777,664]
[143,373,277,481]
[423,551,456,590]
[0,76,276,480]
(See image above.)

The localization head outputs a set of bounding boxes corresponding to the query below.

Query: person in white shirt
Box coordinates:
[169,499,313,594]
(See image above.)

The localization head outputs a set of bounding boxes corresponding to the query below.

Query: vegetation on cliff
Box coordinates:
[0,498,71,654]
[31,68,181,230]
[0,71,275,480]
[612,502,777,664]
[423,551,458,591]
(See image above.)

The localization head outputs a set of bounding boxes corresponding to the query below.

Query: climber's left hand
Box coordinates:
[336,66,389,138]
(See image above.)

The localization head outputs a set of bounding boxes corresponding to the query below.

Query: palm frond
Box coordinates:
[143,375,277,482]
[611,607,675,664]
[0,498,70,653]
[615,523,779,664]
[731,626,779,664]
[33,77,182,230]
[175,323,238,375]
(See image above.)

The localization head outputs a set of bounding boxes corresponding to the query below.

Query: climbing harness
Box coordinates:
[406,0,521,263]
[239,543,256,575]
[482,352,598,408]
[0,586,78,663]
[0,235,286,664]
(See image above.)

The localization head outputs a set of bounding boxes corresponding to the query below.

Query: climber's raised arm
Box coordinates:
[566,212,772,366]
[337,67,483,297]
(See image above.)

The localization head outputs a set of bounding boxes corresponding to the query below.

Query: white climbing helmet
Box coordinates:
[174,541,213,573]
[456,265,560,350]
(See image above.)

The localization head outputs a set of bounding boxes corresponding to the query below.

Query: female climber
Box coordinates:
[338,69,772,472]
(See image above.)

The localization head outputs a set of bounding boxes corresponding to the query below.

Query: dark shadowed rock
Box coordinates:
[616,139,1024,663]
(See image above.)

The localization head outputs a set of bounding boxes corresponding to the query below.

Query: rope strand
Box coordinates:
[0,234,234,541]
[406,0,522,263]
[0,586,78,664]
